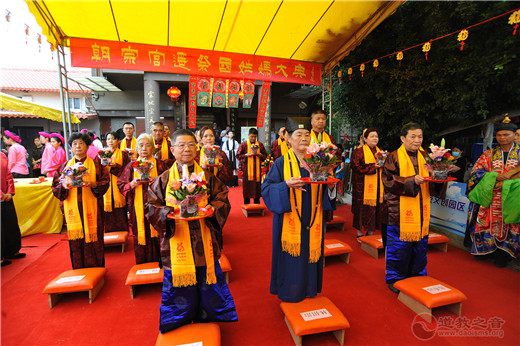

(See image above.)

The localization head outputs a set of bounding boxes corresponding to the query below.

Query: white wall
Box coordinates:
[3,90,90,112]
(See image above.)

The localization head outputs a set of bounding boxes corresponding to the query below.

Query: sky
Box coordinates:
[0,0,78,70]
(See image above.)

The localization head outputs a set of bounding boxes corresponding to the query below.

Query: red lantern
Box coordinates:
[167,86,181,101]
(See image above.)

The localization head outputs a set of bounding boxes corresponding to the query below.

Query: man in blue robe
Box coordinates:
[262,118,337,303]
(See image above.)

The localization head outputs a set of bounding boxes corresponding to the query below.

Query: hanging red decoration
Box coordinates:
[167,86,181,101]
[396,51,403,68]
[360,64,365,78]
[422,41,431,60]
[347,67,352,81]
[457,29,469,51]
[338,70,342,84]
[509,10,520,35]
[373,60,379,74]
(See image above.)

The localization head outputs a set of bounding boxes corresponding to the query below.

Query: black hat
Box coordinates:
[285,117,310,134]
[495,116,518,132]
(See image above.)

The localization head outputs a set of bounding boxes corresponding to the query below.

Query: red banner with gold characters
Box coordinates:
[70,38,321,85]
[257,81,270,128]
[188,76,197,128]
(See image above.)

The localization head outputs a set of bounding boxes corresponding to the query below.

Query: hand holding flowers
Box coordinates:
[60,162,89,188]
[424,138,457,180]
[167,164,209,218]
[132,158,154,182]
[98,148,114,165]
[301,142,338,181]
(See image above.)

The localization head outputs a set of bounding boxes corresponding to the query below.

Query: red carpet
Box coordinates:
[2,184,519,345]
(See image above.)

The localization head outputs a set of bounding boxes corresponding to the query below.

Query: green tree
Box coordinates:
[331,1,520,149]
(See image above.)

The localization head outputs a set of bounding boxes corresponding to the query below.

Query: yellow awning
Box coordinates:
[26,0,402,72]
[0,93,81,124]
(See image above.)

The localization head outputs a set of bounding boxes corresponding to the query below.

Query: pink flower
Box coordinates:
[187,183,197,193]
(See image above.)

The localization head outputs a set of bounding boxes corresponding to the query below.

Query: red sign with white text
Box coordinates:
[257,81,270,128]
[70,38,321,85]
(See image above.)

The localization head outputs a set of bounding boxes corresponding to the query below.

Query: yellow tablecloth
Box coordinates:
[13,178,63,237]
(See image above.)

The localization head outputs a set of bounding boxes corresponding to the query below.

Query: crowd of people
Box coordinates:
[1,113,518,332]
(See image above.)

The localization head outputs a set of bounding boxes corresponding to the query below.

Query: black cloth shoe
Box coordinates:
[6,253,26,259]
[1,260,12,266]
[388,283,400,294]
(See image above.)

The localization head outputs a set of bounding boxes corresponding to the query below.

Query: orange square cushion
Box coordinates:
[327,215,347,224]
[241,204,266,211]
[358,235,384,249]
[156,322,220,346]
[125,263,164,286]
[428,233,450,245]
[219,254,232,272]
[324,239,352,257]
[394,276,467,309]
[104,231,129,245]
[42,268,107,294]
[280,296,350,336]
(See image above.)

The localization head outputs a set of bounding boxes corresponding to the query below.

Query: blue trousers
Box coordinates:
[385,225,428,284]
[159,262,238,333]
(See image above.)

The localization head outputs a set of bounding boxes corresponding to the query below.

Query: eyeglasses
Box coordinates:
[173,142,197,149]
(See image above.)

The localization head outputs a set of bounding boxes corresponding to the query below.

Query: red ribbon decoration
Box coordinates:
[188,75,197,128]
[257,81,270,127]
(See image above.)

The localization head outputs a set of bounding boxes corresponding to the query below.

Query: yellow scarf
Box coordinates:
[278,138,289,156]
[104,148,126,212]
[310,130,331,144]
[165,162,216,287]
[120,137,137,151]
[200,146,220,176]
[247,140,261,182]
[153,137,170,160]
[282,149,323,263]
[362,145,384,206]
[63,157,98,243]
[397,145,430,241]
[133,157,159,245]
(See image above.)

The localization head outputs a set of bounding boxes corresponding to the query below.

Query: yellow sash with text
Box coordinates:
[120,137,137,151]
[133,158,159,245]
[247,140,261,182]
[166,163,216,287]
[104,148,126,212]
[153,137,170,160]
[63,157,98,242]
[310,131,331,144]
[362,145,384,206]
[282,149,323,263]
[397,145,430,241]
[278,138,289,156]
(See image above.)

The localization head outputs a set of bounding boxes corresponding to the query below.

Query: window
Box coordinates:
[69,97,81,110]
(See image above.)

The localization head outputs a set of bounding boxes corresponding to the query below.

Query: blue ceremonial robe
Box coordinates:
[262,156,336,303]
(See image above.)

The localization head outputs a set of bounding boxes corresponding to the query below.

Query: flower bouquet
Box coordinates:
[166,165,208,218]
[374,150,388,166]
[98,148,114,165]
[301,142,338,181]
[153,144,161,159]
[124,148,137,160]
[61,162,88,187]
[425,139,457,180]
[261,155,273,175]
[132,158,154,182]
[202,145,221,165]
[250,143,260,155]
